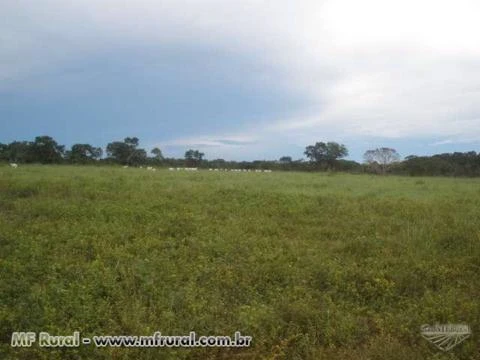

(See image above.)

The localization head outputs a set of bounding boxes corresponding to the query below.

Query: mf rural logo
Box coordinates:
[421,324,472,352]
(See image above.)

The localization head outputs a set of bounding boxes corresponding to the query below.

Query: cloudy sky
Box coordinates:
[1,0,479,161]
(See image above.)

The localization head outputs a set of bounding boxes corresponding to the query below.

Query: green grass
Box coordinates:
[1,165,479,359]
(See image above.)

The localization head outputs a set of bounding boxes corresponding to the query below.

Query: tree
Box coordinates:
[106,141,130,164]
[364,147,400,174]
[67,144,103,163]
[279,156,292,163]
[30,136,65,163]
[124,137,139,148]
[209,158,226,169]
[106,137,146,165]
[0,143,9,161]
[304,142,349,170]
[151,147,164,163]
[129,149,147,165]
[4,141,33,163]
[185,149,204,167]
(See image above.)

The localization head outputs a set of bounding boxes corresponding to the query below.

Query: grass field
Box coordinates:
[1,165,479,359]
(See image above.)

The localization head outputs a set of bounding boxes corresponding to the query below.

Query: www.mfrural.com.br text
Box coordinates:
[11,331,252,348]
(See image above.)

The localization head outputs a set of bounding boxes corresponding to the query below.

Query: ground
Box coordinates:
[1,165,479,359]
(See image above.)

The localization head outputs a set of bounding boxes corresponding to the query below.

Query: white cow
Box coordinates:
[169,168,175,171]
[10,163,18,168]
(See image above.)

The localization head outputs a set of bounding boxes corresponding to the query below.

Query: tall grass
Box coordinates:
[1,166,479,359]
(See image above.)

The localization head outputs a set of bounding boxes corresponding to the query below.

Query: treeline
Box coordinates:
[394,152,480,177]
[1,136,480,176]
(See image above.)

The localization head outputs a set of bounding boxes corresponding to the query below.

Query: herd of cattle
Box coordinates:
[168,167,272,173]
[127,166,273,172]
[8,163,272,172]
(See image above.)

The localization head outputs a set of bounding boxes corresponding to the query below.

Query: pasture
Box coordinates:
[1,165,479,359]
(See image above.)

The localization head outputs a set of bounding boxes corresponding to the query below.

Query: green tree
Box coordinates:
[106,137,146,165]
[151,147,164,163]
[30,136,65,163]
[67,144,103,164]
[279,156,292,163]
[185,149,205,167]
[304,142,348,170]
[124,137,139,148]
[5,141,33,163]
[0,143,9,162]
[129,149,147,165]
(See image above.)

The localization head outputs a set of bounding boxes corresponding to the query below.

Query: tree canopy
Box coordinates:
[304,142,348,169]
[106,137,147,166]
[185,149,205,167]
[364,147,401,174]
[67,144,103,163]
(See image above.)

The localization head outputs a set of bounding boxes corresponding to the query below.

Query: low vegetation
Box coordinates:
[1,165,479,359]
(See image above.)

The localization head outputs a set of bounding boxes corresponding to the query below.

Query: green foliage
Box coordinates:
[398,152,480,176]
[30,136,65,163]
[151,148,164,163]
[0,137,65,164]
[106,137,147,166]
[67,144,103,164]
[1,167,479,359]
[279,156,292,163]
[304,142,349,170]
[184,150,205,167]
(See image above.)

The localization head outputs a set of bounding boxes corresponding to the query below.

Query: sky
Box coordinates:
[1,0,480,162]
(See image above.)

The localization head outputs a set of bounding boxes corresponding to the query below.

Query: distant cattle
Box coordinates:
[10,163,18,168]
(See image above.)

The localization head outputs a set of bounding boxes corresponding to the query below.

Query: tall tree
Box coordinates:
[185,149,205,167]
[279,156,292,163]
[106,137,146,165]
[0,143,9,161]
[124,137,139,148]
[67,144,103,163]
[364,147,400,174]
[129,149,147,165]
[151,147,164,163]
[304,142,348,170]
[30,136,65,163]
[5,141,33,163]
